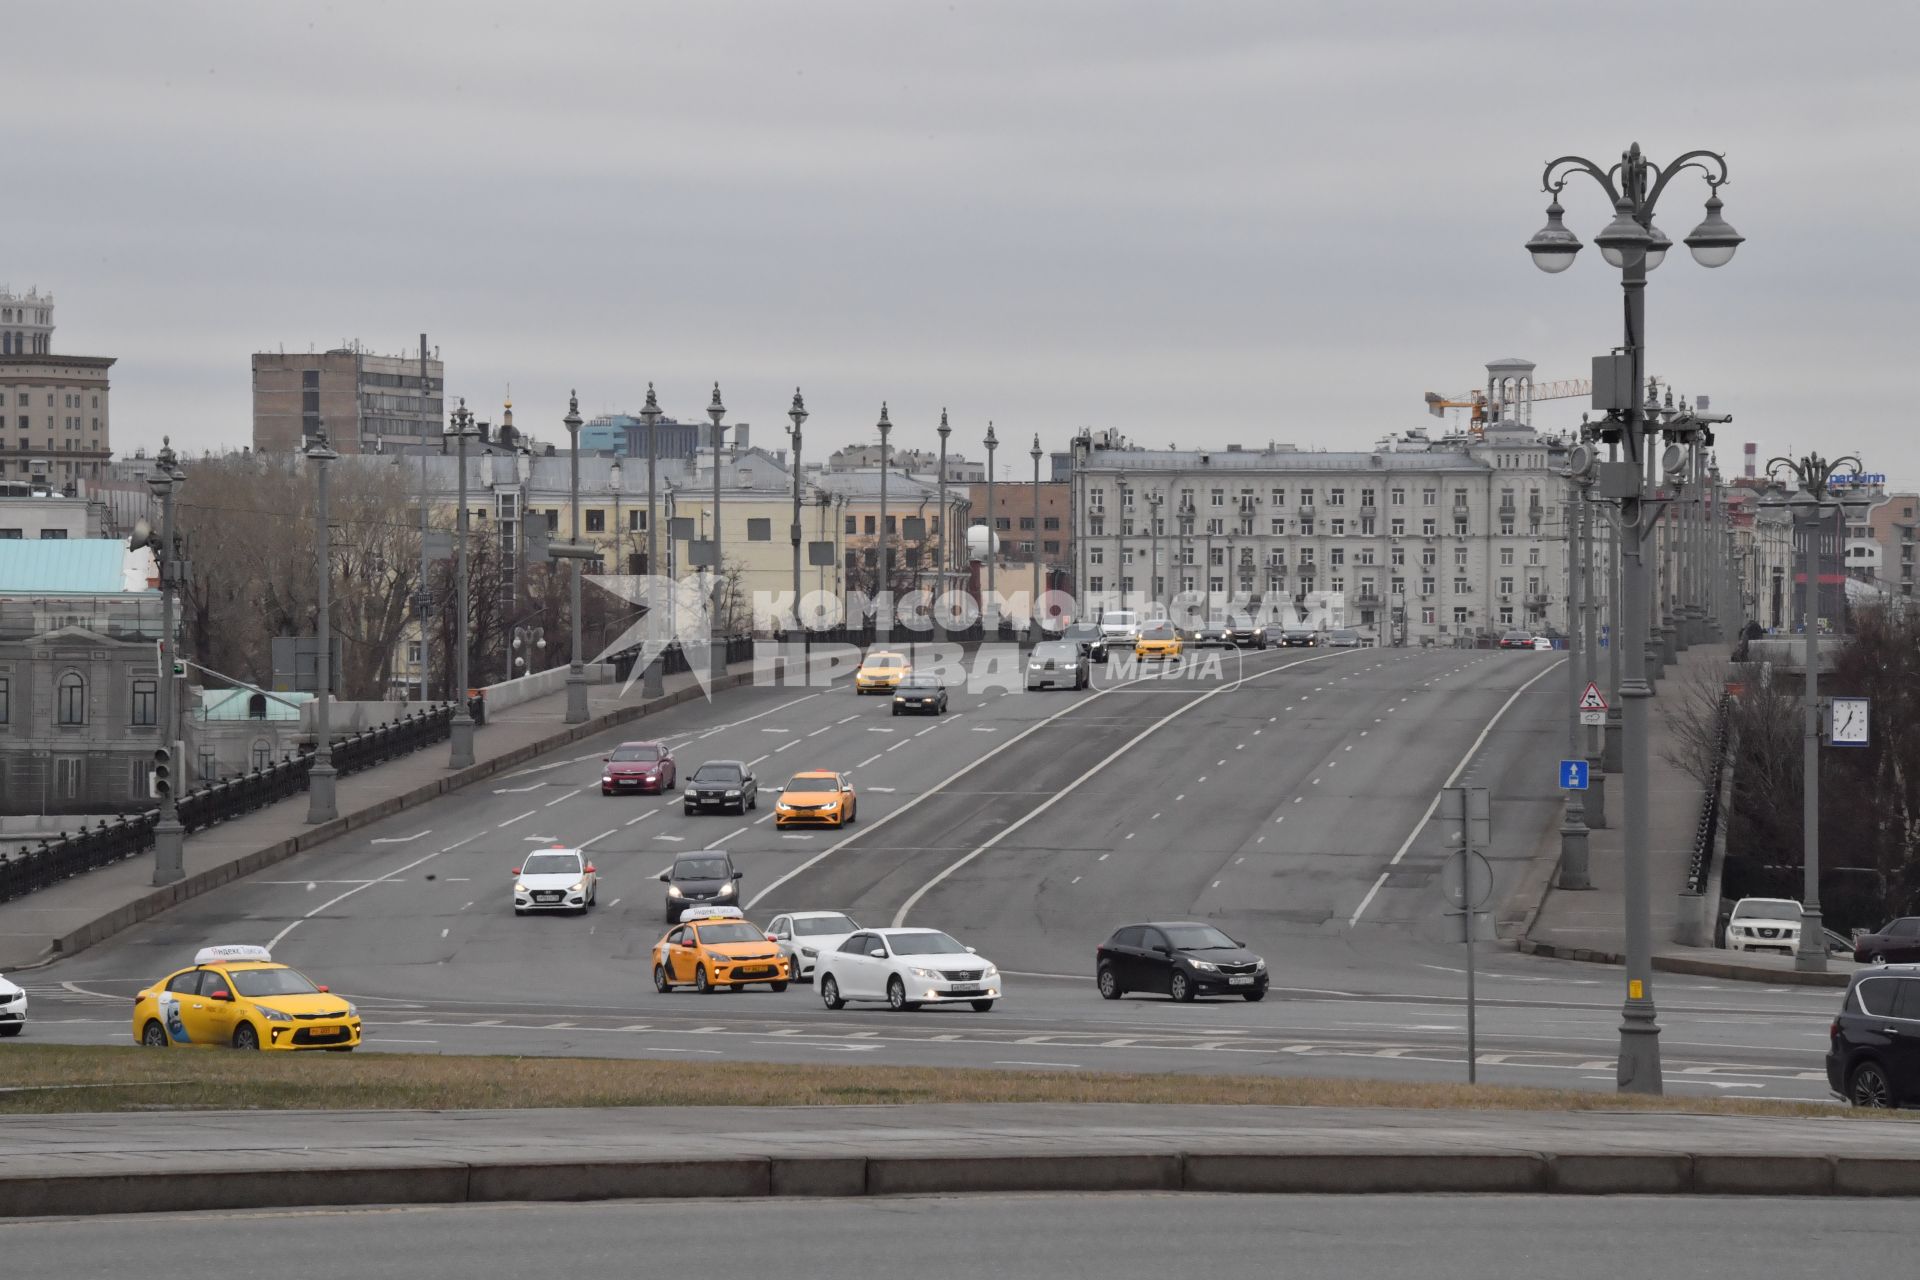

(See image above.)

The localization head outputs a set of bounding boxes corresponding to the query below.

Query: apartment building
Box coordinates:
[0,288,115,487]
[251,339,444,455]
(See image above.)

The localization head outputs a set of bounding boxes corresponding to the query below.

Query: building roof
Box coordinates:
[0,540,149,595]
[198,688,313,722]
[1077,449,1489,473]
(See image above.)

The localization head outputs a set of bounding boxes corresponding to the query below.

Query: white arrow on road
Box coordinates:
[371,830,431,844]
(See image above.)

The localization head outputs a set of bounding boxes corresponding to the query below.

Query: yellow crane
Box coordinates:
[1422,376,1664,435]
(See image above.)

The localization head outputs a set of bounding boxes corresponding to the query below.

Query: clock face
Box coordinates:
[1833,698,1869,745]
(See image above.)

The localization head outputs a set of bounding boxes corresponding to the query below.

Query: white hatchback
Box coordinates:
[512,846,599,916]
[0,971,26,1036]
[817,927,1000,1012]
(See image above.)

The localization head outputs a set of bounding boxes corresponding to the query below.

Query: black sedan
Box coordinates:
[1854,917,1920,965]
[1060,622,1109,663]
[1095,921,1268,1002]
[891,672,949,715]
[1190,626,1236,649]
[683,760,758,815]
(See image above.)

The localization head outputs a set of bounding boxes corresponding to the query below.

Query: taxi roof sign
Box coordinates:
[679,906,745,923]
[194,944,273,965]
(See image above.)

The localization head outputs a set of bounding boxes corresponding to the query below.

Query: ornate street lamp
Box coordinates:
[640,383,665,698]
[447,399,479,769]
[788,388,808,635]
[144,438,188,882]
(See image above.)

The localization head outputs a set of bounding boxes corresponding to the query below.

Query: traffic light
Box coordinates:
[152,747,172,800]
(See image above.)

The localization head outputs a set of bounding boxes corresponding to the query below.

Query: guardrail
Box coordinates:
[1684,692,1733,896]
[0,705,455,905]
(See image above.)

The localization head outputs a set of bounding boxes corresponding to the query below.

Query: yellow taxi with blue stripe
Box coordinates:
[1134,619,1184,661]
[132,944,360,1051]
[855,650,911,694]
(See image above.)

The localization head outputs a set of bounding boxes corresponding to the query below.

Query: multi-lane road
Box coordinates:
[16,644,1843,1100]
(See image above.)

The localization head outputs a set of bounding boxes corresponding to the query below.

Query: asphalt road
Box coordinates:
[0,1195,1899,1277]
[14,645,1846,1100]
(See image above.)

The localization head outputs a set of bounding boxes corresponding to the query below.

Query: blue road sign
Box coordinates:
[1599,625,1609,649]
[1559,759,1589,790]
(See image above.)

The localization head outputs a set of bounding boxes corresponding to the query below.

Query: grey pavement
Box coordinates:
[0,1194,1893,1280]
[8,1102,1920,1218]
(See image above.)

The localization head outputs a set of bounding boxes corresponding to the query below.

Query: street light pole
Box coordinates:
[1558,473,1590,887]
[447,400,478,769]
[936,410,951,588]
[1031,434,1044,622]
[984,422,998,633]
[877,403,891,643]
[1148,491,1162,615]
[146,438,187,884]
[1580,458,1606,829]
[306,424,340,824]
[640,384,665,699]
[788,389,807,636]
[562,392,588,724]
[1525,139,1743,1095]
[708,383,728,676]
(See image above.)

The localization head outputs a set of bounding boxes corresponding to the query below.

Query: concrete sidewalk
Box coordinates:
[0,664,756,971]
[5,1102,1919,1215]
[1519,642,1854,988]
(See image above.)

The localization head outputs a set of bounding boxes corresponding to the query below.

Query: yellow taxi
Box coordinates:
[855,650,911,694]
[132,944,360,1051]
[653,907,793,993]
[1134,619,1184,661]
[774,770,857,828]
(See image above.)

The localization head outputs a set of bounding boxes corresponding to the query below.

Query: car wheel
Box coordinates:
[970,999,994,1012]
[653,964,672,993]
[684,806,697,816]
[1170,971,1195,1003]
[233,1022,261,1051]
[0,1023,19,1037]
[1243,989,1267,1003]
[886,976,910,1011]
[667,773,677,792]
[771,981,789,993]
[846,802,857,825]
[821,975,846,1010]
[514,907,527,917]
[749,794,757,811]
[666,906,680,923]
[141,1019,168,1048]
[601,787,612,796]
[1850,1061,1895,1108]
[1097,965,1123,1000]
[892,706,900,716]
[1872,952,1888,965]
[695,965,714,994]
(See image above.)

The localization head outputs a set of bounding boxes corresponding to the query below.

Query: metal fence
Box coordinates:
[0,705,455,905]
[1684,693,1733,895]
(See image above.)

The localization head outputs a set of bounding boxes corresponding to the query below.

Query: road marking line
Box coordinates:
[858,753,883,767]
[498,810,536,828]
[868,727,896,733]
[1348,656,1567,927]
[654,834,685,842]
[916,726,940,737]
[866,786,898,793]
[440,928,449,938]
[610,898,621,907]
[371,830,432,844]
[761,728,791,734]
[1175,793,1185,801]
[625,812,656,826]
[888,741,908,751]
[1098,853,1109,860]
[808,726,832,737]
[776,741,800,752]
[713,826,749,844]
[839,715,860,725]
[1150,813,1160,821]
[580,829,617,848]
[460,901,473,911]
[545,789,582,807]
[1072,875,1081,883]
[268,840,461,951]
[747,755,770,766]
[971,726,995,732]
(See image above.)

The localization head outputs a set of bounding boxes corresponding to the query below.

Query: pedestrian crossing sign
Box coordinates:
[1577,682,1608,712]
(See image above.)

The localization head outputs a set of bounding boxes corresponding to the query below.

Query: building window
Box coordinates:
[585,509,605,533]
[1018,516,1035,530]
[198,747,217,781]
[302,370,319,388]
[1453,577,1470,594]
[544,509,559,533]
[1043,516,1060,531]
[1499,606,1514,625]
[1422,607,1436,625]
[994,516,1010,531]
[131,679,157,727]
[845,515,857,534]
[1390,518,1405,535]
[0,676,7,724]
[746,518,771,541]
[1089,576,1105,593]
[57,672,86,725]
[1454,607,1469,625]
[1043,540,1060,553]
[864,516,877,534]
[1500,547,1515,565]
[1330,518,1346,536]
[1089,546,1104,565]
[39,528,66,540]
[252,740,274,771]
[1328,488,1346,506]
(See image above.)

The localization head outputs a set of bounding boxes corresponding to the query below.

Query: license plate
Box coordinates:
[308,1027,339,1037]
[1228,975,1254,986]
[944,988,985,998]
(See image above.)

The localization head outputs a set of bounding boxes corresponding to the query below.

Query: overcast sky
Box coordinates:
[15,2,1917,482]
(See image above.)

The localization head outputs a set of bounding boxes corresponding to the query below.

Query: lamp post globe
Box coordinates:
[1525,195,1583,274]
[1684,193,1744,268]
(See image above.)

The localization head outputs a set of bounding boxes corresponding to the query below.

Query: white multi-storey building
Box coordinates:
[1071,418,1585,646]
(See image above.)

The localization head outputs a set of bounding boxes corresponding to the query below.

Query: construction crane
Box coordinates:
[1422,376,1664,435]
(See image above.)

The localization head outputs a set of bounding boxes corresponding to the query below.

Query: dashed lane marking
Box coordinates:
[544,789,582,807]
[498,810,536,828]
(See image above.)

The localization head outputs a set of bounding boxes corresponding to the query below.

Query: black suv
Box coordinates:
[1095,921,1268,1003]
[1854,918,1920,965]
[684,760,757,815]
[659,850,743,922]
[1060,622,1108,663]
[1826,965,1920,1107]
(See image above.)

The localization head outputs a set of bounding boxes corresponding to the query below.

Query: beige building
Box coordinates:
[252,339,444,455]
[0,288,115,488]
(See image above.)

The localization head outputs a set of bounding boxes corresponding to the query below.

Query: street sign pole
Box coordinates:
[1440,785,1493,1083]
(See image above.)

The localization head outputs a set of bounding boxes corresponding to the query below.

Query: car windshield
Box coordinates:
[787,775,838,793]
[675,857,731,879]
[1162,924,1239,950]
[1141,623,1176,640]
[1064,624,1099,639]
[1334,629,1359,641]
[1732,899,1801,919]
[1504,631,1530,641]
[692,765,743,782]
[900,674,940,688]
[521,852,581,876]
[794,914,856,936]
[228,968,321,998]
[1101,612,1137,627]
[611,746,661,762]
[866,654,905,669]
[886,931,965,955]
[1035,643,1077,659]
[697,923,764,945]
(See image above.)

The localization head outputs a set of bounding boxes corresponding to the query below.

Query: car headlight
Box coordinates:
[668,885,683,897]
[641,774,655,781]
[515,883,527,894]
[1062,662,1077,669]
[800,946,817,958]
[602,775,613,783]
[718,881,736,896]
[1188,959,1219,972]
[1255,959,1267,971]
[982,967,999,981]
[777,802,793,812]
[345,1003,358,1018]
[910,966,942,980]
[725,789,741,797]
[570,882,584,894]
[255,1006,293,1022]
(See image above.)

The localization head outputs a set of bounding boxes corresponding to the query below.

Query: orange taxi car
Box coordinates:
[773,770,857,828]
[653,907,793,993]
[1134,619,1184,661]
[855,650,911,694]
[131,944,360,1051]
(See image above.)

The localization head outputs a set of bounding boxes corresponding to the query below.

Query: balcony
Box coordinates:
[1356,592,1383,607]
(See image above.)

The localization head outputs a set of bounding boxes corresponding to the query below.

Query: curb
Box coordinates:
[6,1148,1919,1216]
[1516,938,1851,988]
[22,673,754,970]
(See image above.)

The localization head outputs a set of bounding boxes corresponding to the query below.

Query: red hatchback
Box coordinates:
[602,741,677,795]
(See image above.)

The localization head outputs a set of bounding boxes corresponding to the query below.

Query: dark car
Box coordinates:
[1278,626,1317,647]
[1826,965,1920,1107]
[684,760,757,815]
[1327,628,1363,649]
[1191,625,1235,649]
[659,850,743,922]
[1855,917,1920,965]
[1095,921,1268,1003]
[602,740,676,795]
[1061,622,1109,663]
[1223,616,1270,649]
[1498,629,1535,650]
[892,671,950,715]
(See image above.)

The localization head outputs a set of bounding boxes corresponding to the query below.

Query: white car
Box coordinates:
[0,971,25,1036]
[512,846,599,915]
[1532,635,1554,651]
[816,927,1000,1012]
[763,911,861,982]
[1098,609,1141,645]
[1725,897,1803,954]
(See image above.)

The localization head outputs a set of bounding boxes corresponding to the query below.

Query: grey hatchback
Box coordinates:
[1026,640,1088,690]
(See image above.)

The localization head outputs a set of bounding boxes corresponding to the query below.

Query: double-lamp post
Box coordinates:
[305,424,340,825]
[446,400,479,769]
[143,438,188,884]
[640,383,666,698]
[1523,139,1744,1094]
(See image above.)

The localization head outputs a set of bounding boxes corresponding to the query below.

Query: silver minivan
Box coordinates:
[1026,639,1089,690]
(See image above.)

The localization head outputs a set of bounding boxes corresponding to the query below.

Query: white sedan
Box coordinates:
[763,911,860,982]
[0,970,26,1036]
[817,927,1000,1012]
[512,846,599,915]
